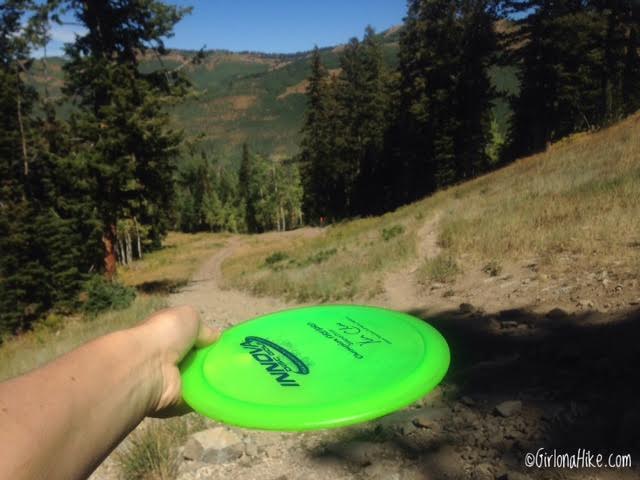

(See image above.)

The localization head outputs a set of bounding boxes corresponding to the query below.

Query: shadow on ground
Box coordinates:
[312,306,640,479]
[135,278,188,295]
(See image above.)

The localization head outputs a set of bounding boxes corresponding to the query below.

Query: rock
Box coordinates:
[459,302,475,314]
[201,445,243,464]
[411,407,448,429]
[182,437,204,461]
[630,298,640,306]
[494,400,522,418]
[460,395,476,407]
[470,463,494,480]
[190,427,243,464]
[546,307,569,320]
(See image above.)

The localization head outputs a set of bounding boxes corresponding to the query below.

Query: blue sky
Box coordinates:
[41,0,407,57]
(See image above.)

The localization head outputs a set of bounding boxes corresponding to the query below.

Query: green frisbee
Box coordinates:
[180,305,449,431]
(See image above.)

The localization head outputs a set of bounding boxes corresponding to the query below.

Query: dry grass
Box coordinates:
[119,232,227,293]
[0,295,165,381]
[438,113,640,272]
[115,414,211,480]
[224,113,640,298]
[222,201,445,301]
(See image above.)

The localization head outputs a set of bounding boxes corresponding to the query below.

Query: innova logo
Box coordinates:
[240,336,309,387]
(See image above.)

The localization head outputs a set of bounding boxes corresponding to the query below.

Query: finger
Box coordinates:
[194,322,221,348]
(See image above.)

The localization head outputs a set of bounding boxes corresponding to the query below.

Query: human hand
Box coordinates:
[134,305,220,417]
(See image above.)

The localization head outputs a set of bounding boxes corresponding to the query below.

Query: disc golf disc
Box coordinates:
[180,305,449,431]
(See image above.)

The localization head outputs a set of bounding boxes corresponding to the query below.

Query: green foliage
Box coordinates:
[175,152,244,233]
[506,0,640,157]
[238,144,303,233]
[264,248,338,272]
[81,276,136,318]
[394,0,497,200]
[381,225,405,241]
[0,1,94,335]
[302,248,338,266]
[62,0,193,271]
[264,251,289,267]
[301,30,392,219]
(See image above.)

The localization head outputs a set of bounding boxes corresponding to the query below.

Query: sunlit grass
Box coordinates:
[222,201,444,301]
[438,113,640,271]
[224,112,640,298]
[115,414,211,480]
[118,232,227,292]
[0,295,165,381]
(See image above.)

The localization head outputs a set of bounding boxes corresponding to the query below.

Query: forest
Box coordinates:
[1,0,639,335]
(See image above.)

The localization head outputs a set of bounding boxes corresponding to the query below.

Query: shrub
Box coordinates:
[418,254,460,284]
[381,224,405,241]
[81,276,136,317]
[303,248,337,266]
[264,251,289,267]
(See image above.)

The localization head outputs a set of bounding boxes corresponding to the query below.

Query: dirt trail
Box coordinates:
[94,221,640,480]
[381,213,443,312]
[168,236,290,328]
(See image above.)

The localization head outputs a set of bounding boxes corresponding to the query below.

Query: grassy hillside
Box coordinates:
[222,112,640,301]
[29,27,516,165]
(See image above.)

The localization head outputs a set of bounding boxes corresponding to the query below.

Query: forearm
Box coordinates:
[0,326,162,480]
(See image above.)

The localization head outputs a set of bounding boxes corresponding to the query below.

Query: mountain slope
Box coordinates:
[222,111,640,314]
[30,27,516,164]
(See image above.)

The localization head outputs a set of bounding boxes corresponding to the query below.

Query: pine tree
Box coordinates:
[300,47,333,221]
[1,1,90,334]
[454,0,498,179]
[334,27,390,216]
[504,0,635,157]
[62,0,192,278]
[395,0,497,200]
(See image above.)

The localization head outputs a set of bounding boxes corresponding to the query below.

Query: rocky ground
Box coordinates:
[93,223,640,480]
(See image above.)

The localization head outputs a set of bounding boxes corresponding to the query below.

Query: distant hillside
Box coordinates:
[29,26,517,165]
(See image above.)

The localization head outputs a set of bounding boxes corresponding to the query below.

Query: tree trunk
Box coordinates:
[134,216,142,259]
[126,228,133,265]
[118,236,125,266]
[102,224,118,279]
[16,70,28,178]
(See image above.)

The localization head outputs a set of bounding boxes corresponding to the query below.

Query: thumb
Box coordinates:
[194,322,221,348]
